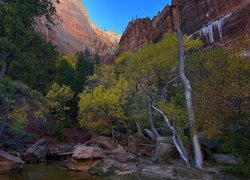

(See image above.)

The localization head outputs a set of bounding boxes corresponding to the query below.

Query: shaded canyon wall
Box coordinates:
[119,0,250,52]
[35,0,120,57]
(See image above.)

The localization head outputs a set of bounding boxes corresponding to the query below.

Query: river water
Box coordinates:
[0,161,141,180]
[0,161,242,180]
[0,161,100,180]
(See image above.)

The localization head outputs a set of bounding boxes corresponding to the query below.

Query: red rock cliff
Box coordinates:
[119,0,250,52]
[35,0,120,56]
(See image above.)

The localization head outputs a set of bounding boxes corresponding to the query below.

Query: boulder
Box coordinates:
[48,144,74,157]
[155,143,177,162]
[127,133,155,156]
[104,145,136,162]
[65,146,103,171]
[73,146,104,159]
[23,139,48,163]
[66,159,102,171]
[199,134,220,150]
[99,145,137,174]
[0,150,24,174]
[84,136,115,150]
[101,159,131,173]
[213,153,238,165]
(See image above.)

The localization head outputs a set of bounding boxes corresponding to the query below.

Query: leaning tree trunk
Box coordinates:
[0,51,13,80]
[152,105,190,165]
[0,61,9,79]
[176,29,203,169]
[135,120,142,133]
[148,101,161,139]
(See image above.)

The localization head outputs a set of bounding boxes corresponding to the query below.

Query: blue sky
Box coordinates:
[83,0,171,35]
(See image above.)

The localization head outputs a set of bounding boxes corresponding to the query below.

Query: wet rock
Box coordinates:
[65,146,103,171]
[213,153,238,165]
[23,139,48,163]
[127,133,155,156]
[0,150,24,174]
[66,158,102,171]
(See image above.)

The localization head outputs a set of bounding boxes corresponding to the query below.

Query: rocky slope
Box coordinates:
[35,0,120,56]
[119,0,250,52]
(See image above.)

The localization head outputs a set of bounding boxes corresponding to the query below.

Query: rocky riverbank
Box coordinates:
[0,134,242,179]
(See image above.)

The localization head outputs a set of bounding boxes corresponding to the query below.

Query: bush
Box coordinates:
[227,163,250,177]
[219,132,250,177]
[53,122,65,140]
[47,83,74,121]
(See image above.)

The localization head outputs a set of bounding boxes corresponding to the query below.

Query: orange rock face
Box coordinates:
[119,0,250,52]
[181,0,250,44]
[35,0,120,56]
[119,18,155,53]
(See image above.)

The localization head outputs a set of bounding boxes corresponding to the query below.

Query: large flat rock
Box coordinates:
[0,150,24,174]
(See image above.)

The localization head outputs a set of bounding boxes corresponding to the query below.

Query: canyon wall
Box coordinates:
[35,0,120,57]
[119,0,250,52]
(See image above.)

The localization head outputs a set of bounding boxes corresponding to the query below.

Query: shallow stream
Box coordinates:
[0,161,100,180]
[0,160,242,180]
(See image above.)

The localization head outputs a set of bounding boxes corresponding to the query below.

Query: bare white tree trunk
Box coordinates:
[135,120,142,133]
[152,105,190,165]
[176,29,203,169]
[0,61,9,79]
[148,102,161,138]
[144,128,156,141]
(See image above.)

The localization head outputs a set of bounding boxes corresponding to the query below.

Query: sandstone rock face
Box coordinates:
[182,0,250,45]
[65,146,103,171]
[66,158,102,171]
[101,146,136,174]
[35,0,120,57]
[72,146,104,160]
[119,4,180,53]
[119,0,250,52]
[24,139,48,163]
[0,150,24,174]
[84,136,115,151]
[65,144,136,173]
[127,133,155,156]
[119,18,155,52]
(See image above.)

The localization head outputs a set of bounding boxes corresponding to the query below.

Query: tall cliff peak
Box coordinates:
[119,0,250,53]
[36,0,120,57]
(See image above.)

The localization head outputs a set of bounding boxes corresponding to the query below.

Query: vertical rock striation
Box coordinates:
[35,0,120,57]
[119,0,250,52]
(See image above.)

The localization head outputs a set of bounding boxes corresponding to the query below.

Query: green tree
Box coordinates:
[0,0,58,88]
[46,83,74,121]
[74,49,94,93]
[54,56,76,88]
[188,47,250,136]
[78,67,129,141]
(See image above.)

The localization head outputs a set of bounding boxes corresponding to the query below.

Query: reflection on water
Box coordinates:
[0,161,100,180]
